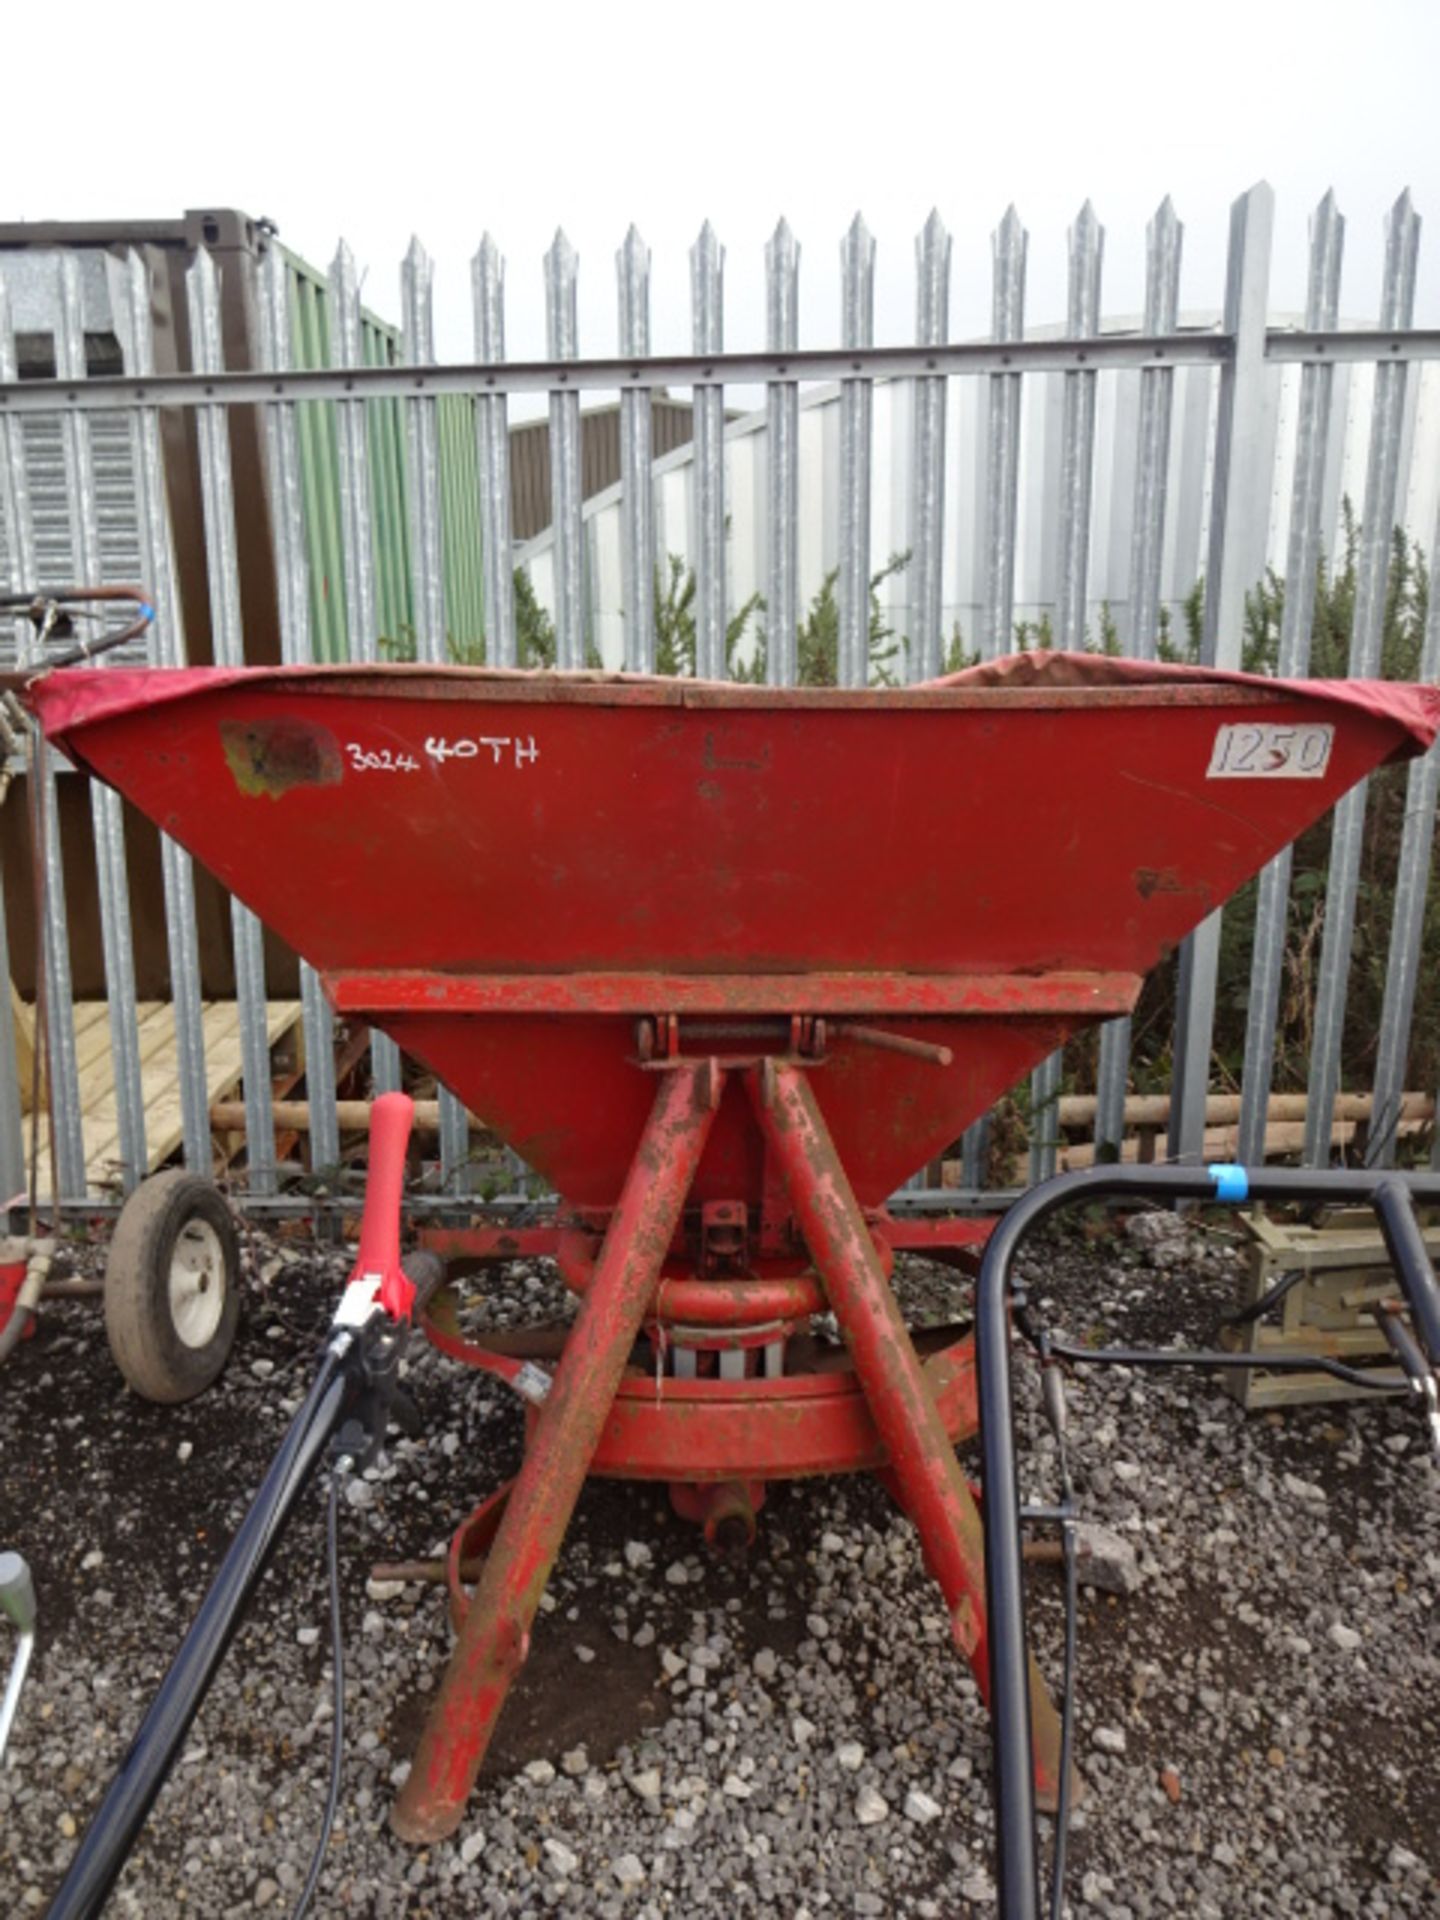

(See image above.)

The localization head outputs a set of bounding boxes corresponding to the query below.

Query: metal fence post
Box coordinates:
[472,236,517,669]
[55,252,148,1195]
[402,238,471,1184]
[1168,182,1274,1164]
[1236,192,1344,1167]
[1028,203,1104,1183]
[401,238,451,671]
[961,208,1028,1188]
[907,211,951,686]
[259,243,341,1180]
[185,247,278,1196]
[691,222,726,681]
[330,242,380,668]
[1054,202,1104,651]
[112,251,211,1174]
[1370,488,1440,1165]
[331,241,402,1098]
[1095,195,1183,1158]
[838,216,875,690]
[1302,190,1421,1167]
[765,219,800,690]
[0,303,25,1197]
[0,877,22,1208]
[982,207,1027,659]
[1123,197,1183,664]
[0,281,85,1201]
[617,226,656,675]
[544,232,585,672]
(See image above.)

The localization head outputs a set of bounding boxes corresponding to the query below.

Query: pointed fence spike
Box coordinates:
[472,236,505,362]
[1067,202,1104,334]
[545,233,579,359]
[617,227,650,355]
[767,216,798,264]
[547,227,579,272]
[990,206,1027,342]
[690,223,724,353]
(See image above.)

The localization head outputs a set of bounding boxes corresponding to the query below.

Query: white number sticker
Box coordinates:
[1207,722,1333,780]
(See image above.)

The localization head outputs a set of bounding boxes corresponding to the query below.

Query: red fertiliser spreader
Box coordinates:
[24,649,1440,1872]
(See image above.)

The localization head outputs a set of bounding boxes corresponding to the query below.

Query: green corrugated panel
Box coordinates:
[286,266,348,663]
[277,245,486,667]
[438,394,485,662]
[363,321,414,656]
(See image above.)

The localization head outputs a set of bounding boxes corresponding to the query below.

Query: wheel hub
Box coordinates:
[169,1220,227,1349]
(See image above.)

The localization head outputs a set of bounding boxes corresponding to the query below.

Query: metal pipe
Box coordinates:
[832,1022,953,1066]
[208,1098,488,1135]
[1372,1179,1440,1365]
[1060,1090,1434,1129]
[0,1551,36,1762]
[974,1163,1440,1920]
[391,1061,720,1843]
[46,1347,352,1920]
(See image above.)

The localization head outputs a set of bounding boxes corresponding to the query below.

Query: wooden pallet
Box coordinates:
[21,999,302,1196]
[1220,1208,1440,1410]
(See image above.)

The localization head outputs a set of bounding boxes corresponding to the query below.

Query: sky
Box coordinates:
[9,0,1440,373]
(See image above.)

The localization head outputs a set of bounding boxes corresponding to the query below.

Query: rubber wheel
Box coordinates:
[105,1172,242,1403]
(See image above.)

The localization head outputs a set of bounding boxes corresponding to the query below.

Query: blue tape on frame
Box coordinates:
[1209,1163,1249,1204]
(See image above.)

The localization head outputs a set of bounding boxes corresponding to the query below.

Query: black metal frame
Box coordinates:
[974,1164,1440,1920]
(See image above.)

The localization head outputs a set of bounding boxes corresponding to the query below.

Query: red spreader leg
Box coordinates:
[391,1061,721,1843]
[748,1060,1066,1807]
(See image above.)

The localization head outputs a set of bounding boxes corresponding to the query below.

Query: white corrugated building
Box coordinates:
[520,314,1440,670]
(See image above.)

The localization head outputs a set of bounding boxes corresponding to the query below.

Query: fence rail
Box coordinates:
[0,182,1437,1212]
[5,330,1440,417]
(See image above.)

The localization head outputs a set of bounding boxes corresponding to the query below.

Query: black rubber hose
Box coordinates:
[289,1472,346,1920]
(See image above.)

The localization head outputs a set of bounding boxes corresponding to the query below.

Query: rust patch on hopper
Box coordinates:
[220,718,343,798]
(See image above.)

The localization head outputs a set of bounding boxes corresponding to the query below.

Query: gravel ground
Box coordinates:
[2,1208,1438,1918]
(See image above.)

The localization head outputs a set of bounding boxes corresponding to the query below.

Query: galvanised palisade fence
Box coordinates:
[0,181,1437,1214]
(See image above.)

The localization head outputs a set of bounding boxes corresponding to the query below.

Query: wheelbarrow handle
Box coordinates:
[347,1091,417,1323]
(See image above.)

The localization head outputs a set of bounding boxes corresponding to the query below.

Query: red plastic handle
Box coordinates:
[351,1091,415,1321]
